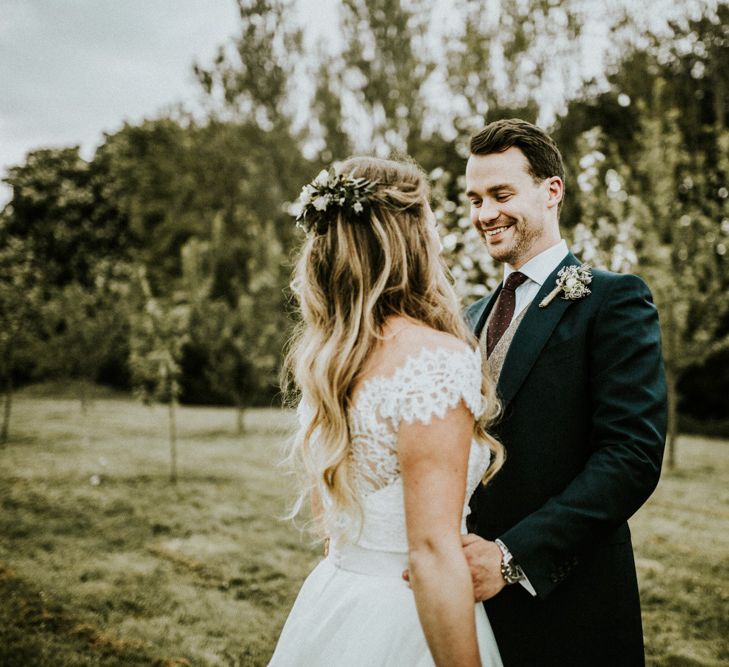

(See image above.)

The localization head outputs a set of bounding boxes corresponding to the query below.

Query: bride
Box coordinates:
[269,157,504,666]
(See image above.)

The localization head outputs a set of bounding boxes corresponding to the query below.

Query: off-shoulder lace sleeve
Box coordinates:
[378,346,485,428]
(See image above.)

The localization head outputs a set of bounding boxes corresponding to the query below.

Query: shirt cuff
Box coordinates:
[518,571,537,597]
[496,538,537,597]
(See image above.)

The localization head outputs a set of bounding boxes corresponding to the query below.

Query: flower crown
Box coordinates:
[295,168,379,234]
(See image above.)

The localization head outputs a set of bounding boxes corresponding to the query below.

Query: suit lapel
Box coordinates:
[473,285,502,339]
[496,253,581,406]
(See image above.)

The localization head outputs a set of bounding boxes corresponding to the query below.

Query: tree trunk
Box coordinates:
[168,398,178,484]
[713,70,726,133]
[665,364,678,470]
[80,379,92,447]
[80,379,89,415]
[236,396,245,435]
[1,373,12,446]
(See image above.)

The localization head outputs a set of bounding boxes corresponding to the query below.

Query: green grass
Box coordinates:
[1,390,727,666]
[632,441,729,666]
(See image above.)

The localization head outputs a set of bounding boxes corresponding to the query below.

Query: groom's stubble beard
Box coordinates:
[483,213,544,268]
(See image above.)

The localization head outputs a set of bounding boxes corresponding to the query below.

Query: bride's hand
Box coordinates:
[402,534,506,602]
[461,534,506,602]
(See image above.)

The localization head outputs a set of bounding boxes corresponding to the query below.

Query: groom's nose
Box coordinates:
[476,201,500,227]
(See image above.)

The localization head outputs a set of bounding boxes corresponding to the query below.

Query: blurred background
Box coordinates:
[1,1,727,665]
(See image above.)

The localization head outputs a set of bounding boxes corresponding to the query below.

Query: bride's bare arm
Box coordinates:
[399,401,481,667]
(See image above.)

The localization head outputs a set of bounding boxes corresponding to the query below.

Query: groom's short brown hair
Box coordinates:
[470,119,565,186]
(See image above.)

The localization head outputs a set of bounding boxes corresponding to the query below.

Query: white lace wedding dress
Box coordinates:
[268,345,503,666]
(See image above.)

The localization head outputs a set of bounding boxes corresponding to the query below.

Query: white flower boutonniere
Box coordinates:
[538,264,593,308]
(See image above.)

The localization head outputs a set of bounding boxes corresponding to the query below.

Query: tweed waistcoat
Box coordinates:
[479,301,532,381]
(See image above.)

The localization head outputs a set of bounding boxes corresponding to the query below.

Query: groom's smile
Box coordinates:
[478,217,516,243]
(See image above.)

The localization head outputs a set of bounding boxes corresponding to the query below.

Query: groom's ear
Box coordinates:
[545,176,564,210]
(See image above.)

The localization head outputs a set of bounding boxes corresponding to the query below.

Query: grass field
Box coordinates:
[1,388,728,666]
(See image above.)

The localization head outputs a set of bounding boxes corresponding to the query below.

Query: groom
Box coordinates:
[462,119,667,666]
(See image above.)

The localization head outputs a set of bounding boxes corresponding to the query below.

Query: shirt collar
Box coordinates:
[503,239,569,287]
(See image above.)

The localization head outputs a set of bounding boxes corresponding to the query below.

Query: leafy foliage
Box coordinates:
[0,237,42,442]
[3,147,134,287]
[128,271,189,407]
[566,76,729,464]
[1,0,727,431]
[128,270,190,482]
[193,0,302,129]
[180,236,284,428]
[37,263,131,409]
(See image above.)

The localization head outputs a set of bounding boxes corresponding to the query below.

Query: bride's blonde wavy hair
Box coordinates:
[283,156,503,542]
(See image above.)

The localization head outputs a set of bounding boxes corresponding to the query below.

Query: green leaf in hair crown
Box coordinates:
[294,168,378,234]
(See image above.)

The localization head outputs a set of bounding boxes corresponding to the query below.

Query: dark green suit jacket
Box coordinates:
[466,253,667,667]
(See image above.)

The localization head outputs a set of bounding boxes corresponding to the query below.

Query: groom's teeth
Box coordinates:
[486,227,508,236]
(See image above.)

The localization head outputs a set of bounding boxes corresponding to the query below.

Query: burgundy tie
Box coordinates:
[486,271,529,357]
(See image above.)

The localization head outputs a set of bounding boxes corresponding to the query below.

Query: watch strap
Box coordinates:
[495,539,525,585]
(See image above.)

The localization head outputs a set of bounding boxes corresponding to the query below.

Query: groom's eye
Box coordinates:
[495,193,512,202]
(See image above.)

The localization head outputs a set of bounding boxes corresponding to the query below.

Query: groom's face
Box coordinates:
[466,147,557,269]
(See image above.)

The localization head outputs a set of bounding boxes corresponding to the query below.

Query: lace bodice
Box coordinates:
[298,344,492,553]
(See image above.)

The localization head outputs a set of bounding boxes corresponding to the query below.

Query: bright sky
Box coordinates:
[0,1,229,199]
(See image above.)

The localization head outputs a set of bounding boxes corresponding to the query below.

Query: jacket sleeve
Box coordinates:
[499,273,667,599]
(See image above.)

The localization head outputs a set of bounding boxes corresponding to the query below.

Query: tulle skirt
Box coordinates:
[268,544,503,666]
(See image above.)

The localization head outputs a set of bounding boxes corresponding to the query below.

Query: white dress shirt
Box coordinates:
[497,239,568,597]
[502,239,570,324]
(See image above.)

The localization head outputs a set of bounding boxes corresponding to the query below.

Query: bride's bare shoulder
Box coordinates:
[363,318,472,379]
[391,320,468,351]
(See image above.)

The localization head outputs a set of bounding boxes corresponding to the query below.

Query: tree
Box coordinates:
[3,147,134,288]
[567,87,729,467]
[634,93,729,466]
[93,119,198,288]
[567,127,641,274]
[552,2,729,443]
[129,270,190,483]
[191,296,281,433]
[179,234,285,431]
[335,0,436,156]
[38,263,130,413]
[191,0,310,259]
[307,52,354,164]
[444,0,590,133]
[0,236,41,445]
[1,147,136,396]
[194,0,302,130]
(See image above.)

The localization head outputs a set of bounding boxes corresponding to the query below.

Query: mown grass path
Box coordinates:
[1,392,727,665]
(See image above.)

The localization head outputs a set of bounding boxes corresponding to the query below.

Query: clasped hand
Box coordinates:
[401,533,506,602]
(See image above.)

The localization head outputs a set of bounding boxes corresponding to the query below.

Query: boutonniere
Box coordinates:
[538,264,593,308]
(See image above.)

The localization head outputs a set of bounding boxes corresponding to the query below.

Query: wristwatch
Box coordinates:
[495,539,524,585]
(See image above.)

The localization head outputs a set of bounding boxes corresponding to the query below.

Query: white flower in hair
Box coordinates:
[313,169,330,187]
[298,184,316,206]
[294,167,378,234]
